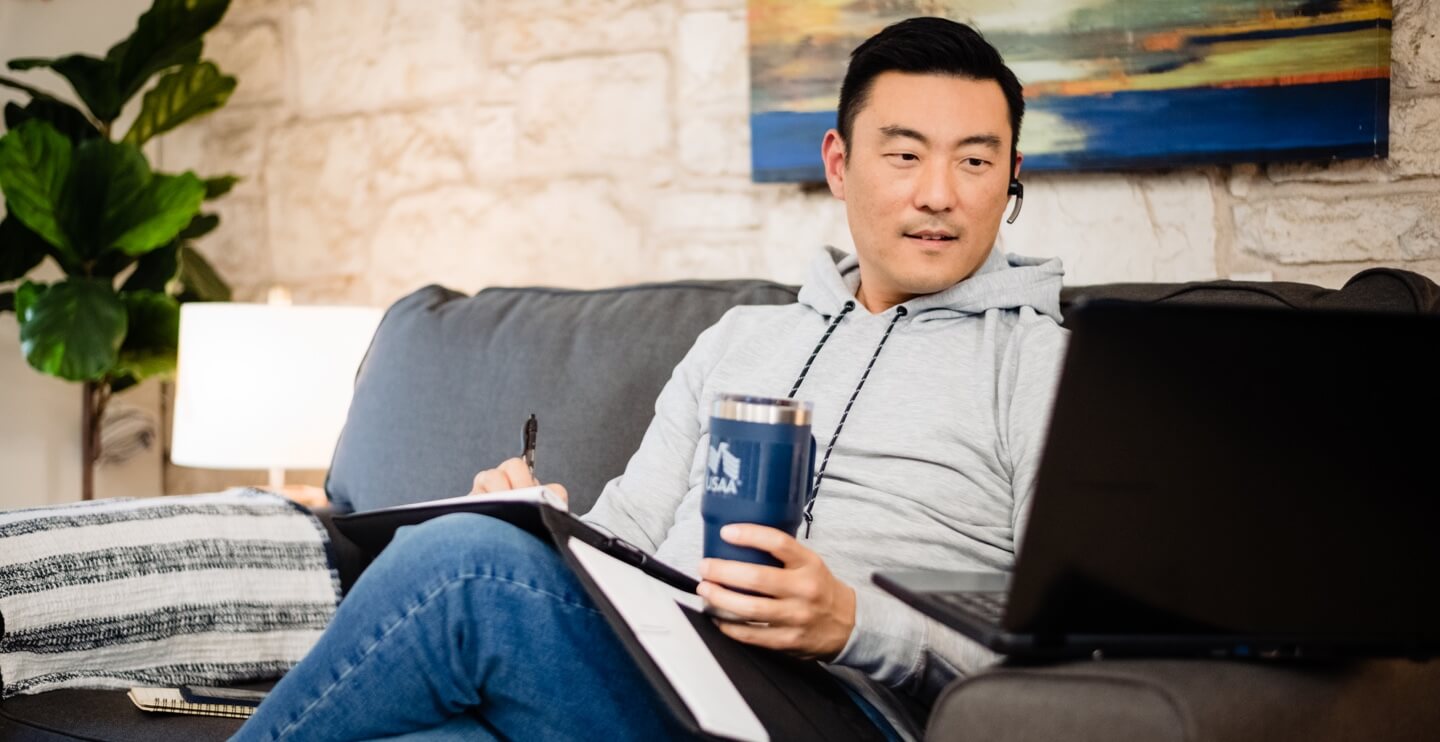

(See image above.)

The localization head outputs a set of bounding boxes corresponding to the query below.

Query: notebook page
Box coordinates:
[567,538,768,742]
[381,485,567,512]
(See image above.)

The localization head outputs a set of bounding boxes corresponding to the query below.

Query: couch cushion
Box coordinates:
[326,280,799,514]
[924,658,1440,742]
[1059,267,1440,316]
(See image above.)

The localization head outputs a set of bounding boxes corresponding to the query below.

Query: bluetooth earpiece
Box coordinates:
[1006,179,1024,224]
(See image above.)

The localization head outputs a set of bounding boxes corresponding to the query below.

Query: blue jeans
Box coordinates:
[233,513,694,741]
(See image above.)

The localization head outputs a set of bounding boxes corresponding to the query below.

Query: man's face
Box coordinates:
[823,72,1020,307]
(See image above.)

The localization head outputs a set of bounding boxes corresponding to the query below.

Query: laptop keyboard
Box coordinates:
[932,591,1008,624]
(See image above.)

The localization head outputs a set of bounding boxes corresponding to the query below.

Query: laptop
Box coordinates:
[875,301,1440,659]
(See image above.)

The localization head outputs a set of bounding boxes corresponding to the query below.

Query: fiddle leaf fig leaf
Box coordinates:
[0,215,52,281]
[7,59,53,71]
[56,138,144,259]
[109,373,139,393]
[0,120,75,257]
[120,240,179,293]
[203,174,238,200]
[8,55,121,124]
[14,280,41,319]
[179,212,219,240]
[176,244,231,302]
[112,171,206,256]
[0,73,60,101]
[0,73,102,142]
[106,0,230,109]
[4,98,101,144]
[16,277,127,381]
[123,62,236,146]
[58,138,205,258]
[115,289,180,380]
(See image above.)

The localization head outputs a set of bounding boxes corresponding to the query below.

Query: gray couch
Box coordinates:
[4,268,1438,741]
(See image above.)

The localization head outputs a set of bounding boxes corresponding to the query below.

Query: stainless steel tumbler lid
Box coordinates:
[711,393,812,425]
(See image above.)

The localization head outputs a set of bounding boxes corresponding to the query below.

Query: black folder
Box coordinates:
[333,499,886,741]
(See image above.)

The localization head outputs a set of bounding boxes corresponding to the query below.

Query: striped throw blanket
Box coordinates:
[0,488,340,698]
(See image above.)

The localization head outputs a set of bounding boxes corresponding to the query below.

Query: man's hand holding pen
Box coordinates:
[469,414,570,504]
[469,457,569,504]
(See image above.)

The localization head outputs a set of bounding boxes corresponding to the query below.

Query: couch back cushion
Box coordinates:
[326,281,798,514]
[329,267,1438,515]
[1059,267,1440,315]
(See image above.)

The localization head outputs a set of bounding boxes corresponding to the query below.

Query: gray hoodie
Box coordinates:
[584,246,1068,736]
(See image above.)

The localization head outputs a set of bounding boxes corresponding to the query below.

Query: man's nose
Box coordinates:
[913,159,957,213]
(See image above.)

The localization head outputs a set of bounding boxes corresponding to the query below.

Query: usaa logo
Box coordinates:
[706,441,742,495]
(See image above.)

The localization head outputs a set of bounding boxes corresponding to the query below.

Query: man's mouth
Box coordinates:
[905,230,957,242]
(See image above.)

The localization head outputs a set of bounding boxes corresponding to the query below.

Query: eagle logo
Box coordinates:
[706,441,742,495]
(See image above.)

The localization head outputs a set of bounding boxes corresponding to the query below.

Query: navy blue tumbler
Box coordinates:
[701,393,815,568]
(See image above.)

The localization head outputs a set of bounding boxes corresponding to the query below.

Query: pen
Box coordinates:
[523,414,538,481]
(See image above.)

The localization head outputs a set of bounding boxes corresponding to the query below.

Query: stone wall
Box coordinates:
[163,0,1439,311]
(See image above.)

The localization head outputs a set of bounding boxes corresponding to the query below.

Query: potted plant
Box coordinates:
[0,0,238,500]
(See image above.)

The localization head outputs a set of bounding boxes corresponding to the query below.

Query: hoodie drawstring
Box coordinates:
[788,301,855,397]
[788,303,908,538]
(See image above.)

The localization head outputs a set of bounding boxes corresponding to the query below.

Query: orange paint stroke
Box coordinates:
[1209,66,1390,89]
[1025,67,1389,98]
[1137,6,1389,56]
[1156,5,1388,44]
[1143,32,1185,52]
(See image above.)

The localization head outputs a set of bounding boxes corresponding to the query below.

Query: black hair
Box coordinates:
[837,17,1025,174]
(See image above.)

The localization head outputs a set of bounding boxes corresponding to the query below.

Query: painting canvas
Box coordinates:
[749,0,1392,181]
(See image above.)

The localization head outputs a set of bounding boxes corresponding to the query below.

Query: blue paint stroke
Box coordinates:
[751,79,1390,182]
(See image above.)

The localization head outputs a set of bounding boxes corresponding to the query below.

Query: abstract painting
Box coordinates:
[749,0,1392,181]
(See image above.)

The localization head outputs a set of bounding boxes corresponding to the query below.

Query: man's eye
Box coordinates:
[887,153,919,163]
[962,157,989,168]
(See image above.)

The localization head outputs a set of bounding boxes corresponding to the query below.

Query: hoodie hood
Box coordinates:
[797,245,1064,323]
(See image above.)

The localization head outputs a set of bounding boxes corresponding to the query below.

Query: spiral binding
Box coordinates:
[151,696,254,719]
[128,688,256,719]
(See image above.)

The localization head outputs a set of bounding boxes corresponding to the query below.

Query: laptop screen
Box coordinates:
[1009,302,1439,644]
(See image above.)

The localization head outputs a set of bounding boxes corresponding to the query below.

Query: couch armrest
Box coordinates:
[308,505,370,595]
[924,658,1440,742]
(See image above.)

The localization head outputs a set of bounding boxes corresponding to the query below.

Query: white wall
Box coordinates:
[0,316,82,507]
[0,0,162,508]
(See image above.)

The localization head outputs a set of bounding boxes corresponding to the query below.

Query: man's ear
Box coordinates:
[1012,150,1024,181]
[821,129,847,200]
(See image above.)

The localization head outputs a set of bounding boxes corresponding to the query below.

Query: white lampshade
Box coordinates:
[171,303,382,471]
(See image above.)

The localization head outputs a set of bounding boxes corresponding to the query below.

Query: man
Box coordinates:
[237,17,1066,741]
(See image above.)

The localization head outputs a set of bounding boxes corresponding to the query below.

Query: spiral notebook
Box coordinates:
[127,687,256,719]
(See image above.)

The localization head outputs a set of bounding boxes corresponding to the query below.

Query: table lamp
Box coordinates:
[170,301,383,491]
